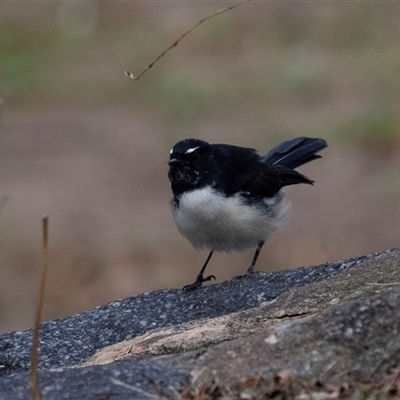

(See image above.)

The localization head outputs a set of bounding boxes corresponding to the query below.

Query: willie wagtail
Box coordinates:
[168,136,327,290]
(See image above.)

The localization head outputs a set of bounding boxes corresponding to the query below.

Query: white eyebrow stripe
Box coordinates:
[170,149,174,155]
[185,146,200,154]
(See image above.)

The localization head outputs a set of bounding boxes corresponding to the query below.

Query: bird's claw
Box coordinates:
[183,274,216,291]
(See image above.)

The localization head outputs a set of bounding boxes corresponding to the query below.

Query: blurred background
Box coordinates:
[0,2,400,334]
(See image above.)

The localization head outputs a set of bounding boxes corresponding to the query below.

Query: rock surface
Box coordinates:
[0,248,399,399]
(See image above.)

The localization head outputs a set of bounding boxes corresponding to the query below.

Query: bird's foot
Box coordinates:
[183,274,216,291]
[233,266,255,281]
[246,265,255,274]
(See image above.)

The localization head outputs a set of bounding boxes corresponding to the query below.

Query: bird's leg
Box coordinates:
[183,251,215,291]
[247,241,265,274]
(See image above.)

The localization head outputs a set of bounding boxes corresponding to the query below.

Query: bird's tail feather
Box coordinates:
[261,137,327,169]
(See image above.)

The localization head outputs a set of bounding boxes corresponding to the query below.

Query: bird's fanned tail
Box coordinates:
[261,137,328,169]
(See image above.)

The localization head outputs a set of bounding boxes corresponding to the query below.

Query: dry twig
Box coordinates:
[29,216,49,400]
[110,377,159,399]
[126,1,247,81]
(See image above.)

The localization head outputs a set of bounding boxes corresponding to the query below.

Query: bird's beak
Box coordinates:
[168,158,182,166]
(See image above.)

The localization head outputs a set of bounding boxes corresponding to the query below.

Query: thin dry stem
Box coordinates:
[125,1,246,81]
[0,96,4,134]
[29,215,49,400]
[110,377,159,399]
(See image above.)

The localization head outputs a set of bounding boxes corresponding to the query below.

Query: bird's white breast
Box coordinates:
[172,186,290,253]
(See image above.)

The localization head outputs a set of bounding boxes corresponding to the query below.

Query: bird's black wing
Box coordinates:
[214,160,312,200]
[211,142,316,199]
[234,163,313,200]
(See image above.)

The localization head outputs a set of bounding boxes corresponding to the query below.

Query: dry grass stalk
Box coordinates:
[29,215,49,400]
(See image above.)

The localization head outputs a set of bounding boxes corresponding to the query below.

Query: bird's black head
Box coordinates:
[168,138,213,194]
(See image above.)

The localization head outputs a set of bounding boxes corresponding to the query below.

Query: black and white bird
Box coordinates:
[168,136,327,290]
